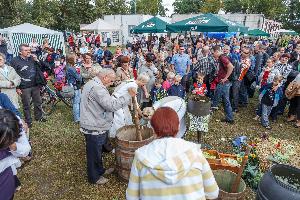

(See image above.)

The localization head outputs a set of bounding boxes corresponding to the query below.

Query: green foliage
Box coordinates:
[173,0,203,14]
[200,0,223,13]
[223,0,287,20]
[129,0,166,16]
[0,0,32,28]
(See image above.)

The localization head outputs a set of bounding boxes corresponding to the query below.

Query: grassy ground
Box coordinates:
[14,92,299,200]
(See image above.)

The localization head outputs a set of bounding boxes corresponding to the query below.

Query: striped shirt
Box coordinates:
[273,63,293,83]
[126,138,219,200]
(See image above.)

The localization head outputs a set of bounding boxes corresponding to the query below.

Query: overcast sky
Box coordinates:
[162,0,175,17]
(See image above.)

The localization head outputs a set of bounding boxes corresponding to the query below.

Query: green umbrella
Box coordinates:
[245,29,270,37]
[130,16,169,34]
[166,13,248,33]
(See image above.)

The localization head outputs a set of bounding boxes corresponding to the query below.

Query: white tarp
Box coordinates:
[81,18,120,32]
[0,23,65,56]
[273,29,295,33]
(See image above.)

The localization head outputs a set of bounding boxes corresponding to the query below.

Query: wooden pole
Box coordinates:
[132,96,142,141]
[231,146,251,193]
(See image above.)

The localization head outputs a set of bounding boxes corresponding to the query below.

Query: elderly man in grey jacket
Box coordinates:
[80,68,136,185]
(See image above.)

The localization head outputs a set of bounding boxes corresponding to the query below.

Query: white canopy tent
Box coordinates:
[0,23,65,56]
[273,29,298,35]
[81,18,119,32]
[81,18,121,46]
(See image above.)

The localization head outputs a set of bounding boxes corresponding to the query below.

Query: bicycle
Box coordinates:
[40,80,73,116]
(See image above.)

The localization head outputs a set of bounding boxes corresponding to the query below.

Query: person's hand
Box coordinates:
[9,81,14,88]
[272,84,280,91]
[16,89,22,95]
[9,143,17,151]
[128,87,137,97]
[220,78,228,84]
[31,54,38,62]
[21,119,29,132]
[145,92,150,99]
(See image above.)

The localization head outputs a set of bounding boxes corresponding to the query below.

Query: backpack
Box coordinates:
[229,59,242,82]
[285,81,300,100]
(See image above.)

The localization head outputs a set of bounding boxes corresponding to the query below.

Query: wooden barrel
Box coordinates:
[213,170,246,200]
[115,125,154,180]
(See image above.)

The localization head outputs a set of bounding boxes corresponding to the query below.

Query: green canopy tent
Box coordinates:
[130,16,169,34]
[243,29,270,37]
[166,13,248,33]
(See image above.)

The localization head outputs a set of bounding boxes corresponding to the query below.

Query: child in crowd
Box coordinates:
[150,78,168,103]
[168,75,185,99]
[54,58,66,83]
[162,72,175,90]
[257,75,283,129]
[191,73,207,96]
[258,59,280,88]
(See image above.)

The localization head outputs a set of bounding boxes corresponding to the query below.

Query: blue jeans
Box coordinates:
[239,79,248,105]
[212,82,234,121]
[231,80,241,110]
[73,89,81,122]
[261,104,273,127]
[85,133,108,183]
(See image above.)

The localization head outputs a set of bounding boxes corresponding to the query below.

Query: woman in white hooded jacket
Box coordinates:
[110,73,150,138]
[0,109,31,200]
[127,107,219,200]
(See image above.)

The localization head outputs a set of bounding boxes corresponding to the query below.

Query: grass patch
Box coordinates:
[14,95,299,200]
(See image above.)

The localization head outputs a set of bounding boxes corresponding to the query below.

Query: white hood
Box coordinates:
[135,138,202,184]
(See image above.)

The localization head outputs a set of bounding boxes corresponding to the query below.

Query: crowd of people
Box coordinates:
[0,32,299,199]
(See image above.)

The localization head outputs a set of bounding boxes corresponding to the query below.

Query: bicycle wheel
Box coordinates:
[61,97,73,108]
[41,97,56,116]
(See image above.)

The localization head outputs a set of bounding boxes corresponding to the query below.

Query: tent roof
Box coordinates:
[0,23,60,34]
[81,18,119,31]
[246,29,270,37]
[274,29,298,35]
[166,13,248,33]
[131,16,169,34]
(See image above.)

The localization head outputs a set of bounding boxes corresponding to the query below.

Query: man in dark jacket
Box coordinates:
[0,37,7,56]
[11,44,46,127]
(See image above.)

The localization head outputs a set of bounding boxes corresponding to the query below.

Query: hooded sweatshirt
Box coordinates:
[126,138,219,200]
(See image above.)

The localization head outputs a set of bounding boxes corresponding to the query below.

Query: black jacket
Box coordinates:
[11,56,38,89]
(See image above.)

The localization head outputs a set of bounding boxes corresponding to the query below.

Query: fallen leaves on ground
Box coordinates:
[14,96,299,200]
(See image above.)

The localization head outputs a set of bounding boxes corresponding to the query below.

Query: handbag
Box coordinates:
[61,85,75,98]
[35,63,47,86]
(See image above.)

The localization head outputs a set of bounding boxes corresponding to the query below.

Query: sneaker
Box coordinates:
[211,106,219,110]
[264,126,272,130]
[95,176,109,185]
[253,115,260,121]
[220,119,235,124]
[38,117,47,122]
[287,116,296,122]
[233,109,239,113]
[15,186,21,191]
[104,168,114,175]
[27,122,33,128]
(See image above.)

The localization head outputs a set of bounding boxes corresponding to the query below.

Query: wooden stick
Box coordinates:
[231,146,251,193]
[132,96,142,141]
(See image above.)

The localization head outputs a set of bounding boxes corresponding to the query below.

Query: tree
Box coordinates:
[173,0,203,14]
[281,0,300,32]
[0,0,32,28]
[223,0,286,20]
[95,0,129,16]
[31,0,61,29]
[200,0,223,13]
[130,0,166,16]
